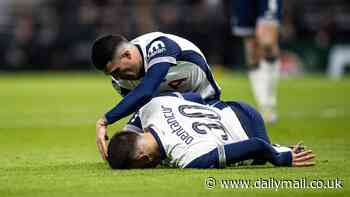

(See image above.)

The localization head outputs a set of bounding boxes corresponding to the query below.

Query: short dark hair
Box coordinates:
[91,34,127,70]
[107,131,139,169]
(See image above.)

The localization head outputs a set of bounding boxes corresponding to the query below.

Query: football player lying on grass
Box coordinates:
[106,93,315,169]
[92,32,224,161]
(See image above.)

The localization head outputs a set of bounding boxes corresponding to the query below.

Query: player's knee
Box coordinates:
[243,38,259,68]
[256,22,280,63]
[250,137,269,150]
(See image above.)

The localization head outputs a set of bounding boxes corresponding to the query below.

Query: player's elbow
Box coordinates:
[137,89,154,104]
[142,89,154,99]
[250,137,267,147]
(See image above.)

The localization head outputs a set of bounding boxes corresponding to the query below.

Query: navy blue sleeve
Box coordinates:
[184,148,220,168]
[224,138,292,167]
[185,138,292,168]
[104,62,171,124]
[182,92,206,104]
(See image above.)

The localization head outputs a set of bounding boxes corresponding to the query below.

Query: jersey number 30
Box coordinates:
[178,105,228,141]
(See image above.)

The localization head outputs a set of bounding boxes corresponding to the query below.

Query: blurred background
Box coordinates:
[1,0,350,77]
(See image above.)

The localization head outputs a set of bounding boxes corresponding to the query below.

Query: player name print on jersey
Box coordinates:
[161,105,194,145]
[147,40,166,60]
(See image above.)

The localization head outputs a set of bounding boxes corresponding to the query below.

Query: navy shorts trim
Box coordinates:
[231,0,283,36]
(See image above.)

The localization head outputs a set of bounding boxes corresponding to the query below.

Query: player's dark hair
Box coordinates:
[91,34,128,70]
[107,131,139,169]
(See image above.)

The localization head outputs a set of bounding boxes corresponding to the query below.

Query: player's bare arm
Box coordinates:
[96,117,108,160]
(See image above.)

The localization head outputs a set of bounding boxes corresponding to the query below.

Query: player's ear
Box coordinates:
[121,50,132,59]
[138,154,151,163]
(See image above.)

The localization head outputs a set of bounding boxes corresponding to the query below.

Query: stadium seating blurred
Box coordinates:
[0,0,350,73]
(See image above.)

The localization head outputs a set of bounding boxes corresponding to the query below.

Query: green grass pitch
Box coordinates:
[0,70,349,196]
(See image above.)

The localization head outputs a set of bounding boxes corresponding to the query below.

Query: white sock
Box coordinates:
[248,59,280,113]
[249,67,267,109]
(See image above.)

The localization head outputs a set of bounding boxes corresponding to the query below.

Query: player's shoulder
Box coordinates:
[131,32,178,62]
[139,95,180,111]
[148,95,177,105]
[131,32,190,48]
[131,32,203,57]
[131,32,167,45]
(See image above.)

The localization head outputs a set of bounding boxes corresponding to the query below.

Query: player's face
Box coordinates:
[130,153,160,169]
[105,49,142,80]
[129,134,161,169]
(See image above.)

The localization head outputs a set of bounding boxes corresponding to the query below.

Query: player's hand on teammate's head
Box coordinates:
[291,142,315,167]
[96,117,109,161]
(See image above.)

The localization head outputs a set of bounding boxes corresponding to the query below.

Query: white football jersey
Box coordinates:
[138,96,249,168]
[111,32,221,100]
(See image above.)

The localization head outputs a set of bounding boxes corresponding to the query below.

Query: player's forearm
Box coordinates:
[105,63,171,124]
[185,138,292,169]
[104,87,153,124]
[224,138,292,167]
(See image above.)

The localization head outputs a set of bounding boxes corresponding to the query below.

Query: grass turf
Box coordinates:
[0,70,349,196]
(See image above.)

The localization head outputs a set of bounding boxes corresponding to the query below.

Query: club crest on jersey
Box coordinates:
[168,78,187,89]
[147,41,166,59]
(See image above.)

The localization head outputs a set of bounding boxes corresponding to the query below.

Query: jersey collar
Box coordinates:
[148,127,166,160]
[135,44,145,78]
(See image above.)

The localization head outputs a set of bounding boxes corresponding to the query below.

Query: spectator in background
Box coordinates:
[1,0,349,71]
[0,0,231,70]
